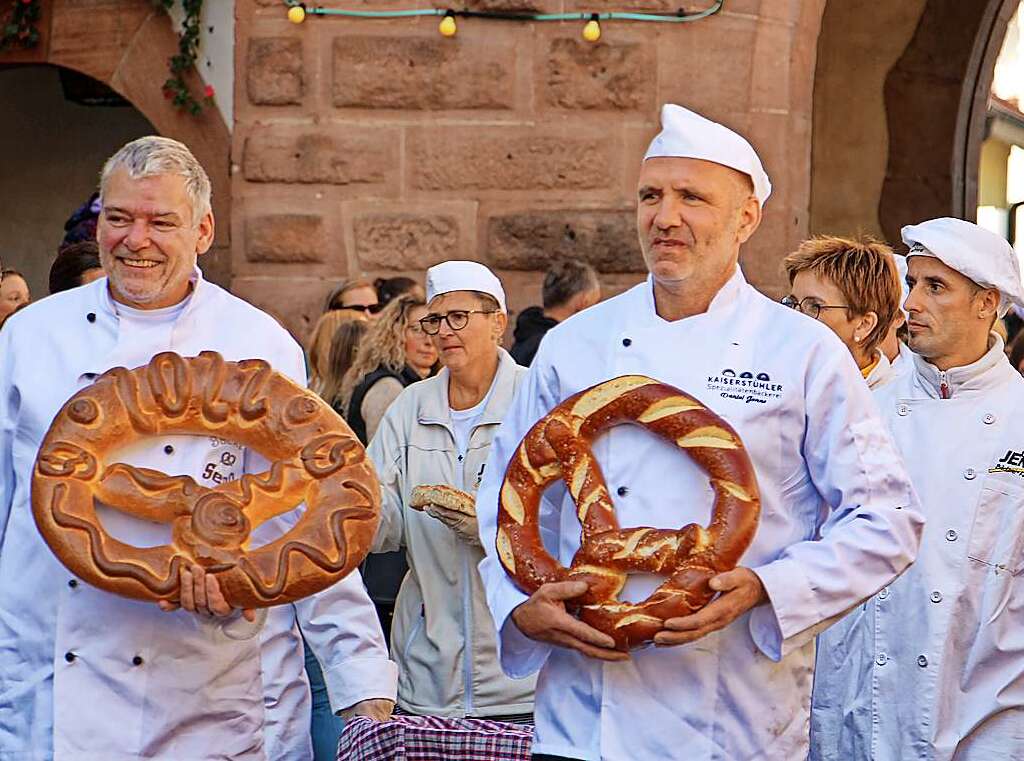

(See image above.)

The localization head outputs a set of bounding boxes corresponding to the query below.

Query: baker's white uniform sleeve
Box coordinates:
[292,573,398,712]
[748,349,924,661]
[367,402,407,554]
[476,344,563,679]
[0,327,17,548]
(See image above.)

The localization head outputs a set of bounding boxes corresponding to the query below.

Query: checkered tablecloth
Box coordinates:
[337,715,534,760]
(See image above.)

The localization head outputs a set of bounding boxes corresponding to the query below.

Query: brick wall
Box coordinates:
[231,0,826,342]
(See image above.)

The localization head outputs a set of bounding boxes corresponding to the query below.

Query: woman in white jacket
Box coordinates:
[366,261,536,720]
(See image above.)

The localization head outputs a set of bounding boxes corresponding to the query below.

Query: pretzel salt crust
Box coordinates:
[32,351,380,608]
[496,375,760,650]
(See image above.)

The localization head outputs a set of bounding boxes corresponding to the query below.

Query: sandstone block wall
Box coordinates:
[232,0,825,342]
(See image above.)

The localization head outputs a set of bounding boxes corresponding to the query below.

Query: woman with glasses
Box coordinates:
[782,236,903,389]
[339,296,439,444]
[363,261,536,724]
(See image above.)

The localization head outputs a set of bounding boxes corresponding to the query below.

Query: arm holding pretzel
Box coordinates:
[477,343,627,672]
[739,348,923,660]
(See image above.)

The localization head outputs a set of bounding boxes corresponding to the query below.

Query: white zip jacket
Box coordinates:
[367,349,536,717]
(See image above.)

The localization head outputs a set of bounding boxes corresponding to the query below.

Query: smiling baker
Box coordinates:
[0,136,395,759]
[811,218,1024,761]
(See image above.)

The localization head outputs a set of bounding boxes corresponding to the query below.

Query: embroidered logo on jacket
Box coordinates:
[706,369,783,405]
[989,449,1024,477]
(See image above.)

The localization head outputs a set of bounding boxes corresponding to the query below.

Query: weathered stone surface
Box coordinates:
[231,277,336,345]
[242,129,394,185]
[464,0,556,10]
[332,36,514,110]
[543,38,654,110]
[410,129,614,191]
[247,38,303,105]
[487,210,645,272]
[657,15,757,117]
[246,214,326,263]
[355,214,458,269]
[571,0,676,9]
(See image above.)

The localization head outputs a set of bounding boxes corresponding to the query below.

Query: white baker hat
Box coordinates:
[902,217,1024,318]
[425,260,507,313]
[644,104,772,207]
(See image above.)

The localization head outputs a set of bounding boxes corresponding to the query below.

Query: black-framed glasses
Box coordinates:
[419,309,497,335]
[781,295,850,320]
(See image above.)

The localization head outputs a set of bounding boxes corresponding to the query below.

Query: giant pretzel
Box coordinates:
[32,351,380,608]
[497,375,760,650]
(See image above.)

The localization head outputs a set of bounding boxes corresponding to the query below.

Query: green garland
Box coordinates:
[0,0,41,51]
[157,0,213,116]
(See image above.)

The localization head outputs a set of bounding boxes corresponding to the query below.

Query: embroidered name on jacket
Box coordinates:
[706,369,783,405]
[989,449,1024,477]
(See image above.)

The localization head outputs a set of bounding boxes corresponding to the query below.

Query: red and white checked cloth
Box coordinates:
[337,715,534,760]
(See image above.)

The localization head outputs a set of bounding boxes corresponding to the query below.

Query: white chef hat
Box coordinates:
[425,260,507,313]
[644,104,772,207]
[892,252,909,318]
[901,217,1024,318]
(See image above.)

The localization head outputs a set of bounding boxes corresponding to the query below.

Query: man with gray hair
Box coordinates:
[0,136,395,759]
[510,259,601,366]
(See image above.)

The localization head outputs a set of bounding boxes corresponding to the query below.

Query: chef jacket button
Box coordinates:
[64,651,76,663]
[132,655,144,666]
[68,579,78,588]
[964,468,976,480]
[617,486,628,497]
[917,655,928,668]
[875,653,887,666]
[930,591,942,603]
[164,445,174,455]
[622,338,632,347]
[86,312,96,323]
[878,587,889,600]
[946,529,958,542]
[897,404,910,416]
[983,413,996,425]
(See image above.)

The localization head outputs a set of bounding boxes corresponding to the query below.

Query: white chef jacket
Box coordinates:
[476,268,924,761]
[259,560,398,760]
[811,336,1024,761]
[0,273,390,760]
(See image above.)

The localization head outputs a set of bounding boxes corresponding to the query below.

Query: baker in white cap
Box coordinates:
[363,260,537,720]
[811,217,1024,761]
[475,104,923,760]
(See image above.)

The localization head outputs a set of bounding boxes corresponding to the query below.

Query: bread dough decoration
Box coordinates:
[496,375,760,650]
[32,351,381,608]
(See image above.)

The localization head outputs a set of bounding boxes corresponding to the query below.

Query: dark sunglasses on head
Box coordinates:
[336,302,383,314]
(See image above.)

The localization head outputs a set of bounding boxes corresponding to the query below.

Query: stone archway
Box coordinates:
[810,0,1020,244]
[0,0,232,285]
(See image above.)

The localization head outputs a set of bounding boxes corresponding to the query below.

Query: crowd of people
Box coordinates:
[1,101,1024,761]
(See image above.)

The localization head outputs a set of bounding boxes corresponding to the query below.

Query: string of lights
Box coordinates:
[284,1,724,42]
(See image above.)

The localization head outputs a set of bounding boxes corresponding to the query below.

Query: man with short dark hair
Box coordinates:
[811,218,1024,761]
[510,259,600,366]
